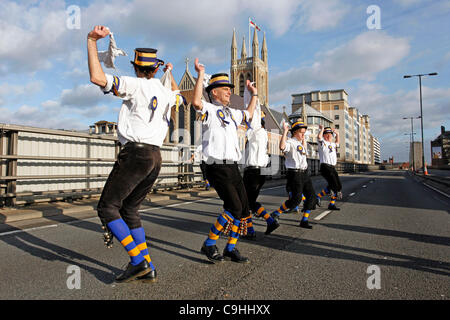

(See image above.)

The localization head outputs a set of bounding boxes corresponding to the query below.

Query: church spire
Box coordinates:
[261,32,267,63]
[241,37,247,59]
[252,27,259,59]
[231,28,237,63]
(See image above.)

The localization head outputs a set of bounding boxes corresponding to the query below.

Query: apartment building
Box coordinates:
[291,90,373,164]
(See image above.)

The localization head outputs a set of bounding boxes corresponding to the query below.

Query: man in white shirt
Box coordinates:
[192,58,258,263]
[269,121,316,230]
[316,125,343,210]
[242,111,280,238]
[87,25,182,283]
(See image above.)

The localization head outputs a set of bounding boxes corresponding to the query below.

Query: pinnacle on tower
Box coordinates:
[261,32,268,63]
[252,27,259,59]
[231,28,237,62]
[241,37,247,59]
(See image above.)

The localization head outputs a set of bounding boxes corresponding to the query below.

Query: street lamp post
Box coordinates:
[403,72,438,174]
[403,116,420,172]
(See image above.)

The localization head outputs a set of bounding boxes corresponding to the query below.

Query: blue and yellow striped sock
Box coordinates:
[246,217,255,234]
[225,218,240,252]
[273,201,289,217]
[301,210,311,222]
[204,211,233,247]
[330,194,337,206]
[107,219,145,266]
[317,187,330,199]
[255,205,275,225]
[130,227,155,270]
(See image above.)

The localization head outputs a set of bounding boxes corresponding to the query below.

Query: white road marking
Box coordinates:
[314,210,331,221]
[349,192,356,196]
[362,185,367,188]
[423,183,450,199]
[0,224,58,237]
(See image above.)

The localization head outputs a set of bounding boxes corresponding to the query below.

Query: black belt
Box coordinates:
[287,168,308,173]
[202,159,238,165]
[124,142,159,150]
[321,163,335,168]
[245,166,262,170]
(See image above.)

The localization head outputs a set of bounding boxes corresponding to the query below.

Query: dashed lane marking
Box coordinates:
[314,210,332,221]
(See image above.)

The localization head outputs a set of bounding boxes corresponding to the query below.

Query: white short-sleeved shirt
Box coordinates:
[283,138,308,170]
[102,73,181,147]
[198,100,249,162]
[318,138,338,166]
[246,127,269,167]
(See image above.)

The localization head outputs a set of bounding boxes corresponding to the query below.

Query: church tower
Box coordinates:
[230,28,269,106]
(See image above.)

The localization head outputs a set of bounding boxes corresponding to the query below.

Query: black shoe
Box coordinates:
[137,268,157,283]
[200,244,224,263]
[241,232,257,240]
[265,220,280,235]
[328,204,341,211]
[115,260,150,283]
[299,220,313,229]
[270,212,280,222]
[223,248,250,263]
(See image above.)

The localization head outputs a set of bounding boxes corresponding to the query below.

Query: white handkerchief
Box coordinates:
[98,32,127,69]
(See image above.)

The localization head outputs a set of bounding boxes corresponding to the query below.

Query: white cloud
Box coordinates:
[269,31,411,101]
[298,0,350,31]
[60,84,106,108]
[350,83,450,162]
[0,104,86,130]
[0,81,43,106]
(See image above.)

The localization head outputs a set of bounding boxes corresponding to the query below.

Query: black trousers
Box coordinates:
[97,142,162,229]
[284,169,316,211]
[243,167,266,213]
[320,163,342,193]
[204,162,249,220]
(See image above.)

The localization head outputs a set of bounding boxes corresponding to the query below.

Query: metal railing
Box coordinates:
[0,123,377,207]
[0,124,204,207]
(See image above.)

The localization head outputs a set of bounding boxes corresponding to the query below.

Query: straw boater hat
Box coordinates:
[130,48,164,69]
[290,120,308,133]
[205,73,235,93]
[323,127,333,134]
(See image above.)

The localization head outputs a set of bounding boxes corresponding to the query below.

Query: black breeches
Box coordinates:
[243,167,266,213]
[97,143,162,229]
[284,170,316,211]
[320,163,342,193]
[204,163,249,220]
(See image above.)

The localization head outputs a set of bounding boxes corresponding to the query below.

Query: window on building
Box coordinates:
[334,115,339,120]
[334,105,339,110]
[307,116,313,124]
[335,124,339,129]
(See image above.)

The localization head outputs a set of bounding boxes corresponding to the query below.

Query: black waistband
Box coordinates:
[287,168,308,173]
[202,159,238,165]
[320,163,335,168]
[245,166,262,170]
[124,142,160,150]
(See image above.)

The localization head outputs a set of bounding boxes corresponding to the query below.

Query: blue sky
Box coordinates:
[0,0,449,162]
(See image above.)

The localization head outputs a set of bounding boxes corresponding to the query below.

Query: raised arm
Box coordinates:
[192,58,205,111]
[87,25,110,87]
[245,80,258,120]
[318,124,324,141]
[333,128,340,145]
[280,122,290,151]
[164,63,179,92]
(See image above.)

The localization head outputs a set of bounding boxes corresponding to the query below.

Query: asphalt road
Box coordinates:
[0,170,448,302]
